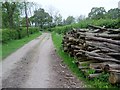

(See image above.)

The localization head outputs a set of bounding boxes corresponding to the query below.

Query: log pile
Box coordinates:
[62,25,120,84]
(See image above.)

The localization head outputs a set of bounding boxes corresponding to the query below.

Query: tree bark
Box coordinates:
[24,1,29,37]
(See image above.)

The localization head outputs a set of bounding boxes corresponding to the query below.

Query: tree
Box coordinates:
[2,1,29,28]
[0,3,2,28]
[88,7,106,19]
[47,6,60,27]
[2,1,18,28]
[106,8,120,19]
[65,16,75,25]
[62,19,66,25]
[54,14,62,26]
[76,15,85,23]
[44,12,52,28]
[32,8,52,29]
[24,1,29,37]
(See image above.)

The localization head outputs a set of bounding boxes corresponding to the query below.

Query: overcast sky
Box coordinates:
[27,0,120,19]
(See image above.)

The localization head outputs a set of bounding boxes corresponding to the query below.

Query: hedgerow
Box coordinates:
[2,27,39,43]
[51,19,119,34]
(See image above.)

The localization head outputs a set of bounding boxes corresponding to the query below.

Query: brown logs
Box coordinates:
[62,25,120,85]
[86,36,120,45]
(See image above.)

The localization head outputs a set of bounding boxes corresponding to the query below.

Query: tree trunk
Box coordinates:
[24,1,29,37]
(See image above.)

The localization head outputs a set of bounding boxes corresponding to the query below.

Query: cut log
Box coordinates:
[107,53,120,56]
[103,64,120,72]
[95,34,120,40]
[109,72,120,84]
[104,42,120,52]
[66,43,71,46]
[76,49,101,57]
[99,62,116,70]
[88,73,101,79]
[79,61,97,66]
[68,37,74,41]
[77,57,89,61]
[94,69,103,73]
[86,36,120,45]
[89,63,102,69]
[90,29,103,33]
[107,53,120,60]
[63,47,67,52]
[88,24,107,30]
[77,29,87,32]
[91,50,100,53]
[86,41,120,52]
[108,70,120,73]
[86,41,119,53]
[71,45,81,49]
[78,66,89,70]
[87,55,120,63]
[108,29,120,34]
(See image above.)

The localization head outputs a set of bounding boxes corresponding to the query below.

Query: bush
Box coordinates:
[2,27,39,43]
[51,25,73,34]
[29,27,39,34]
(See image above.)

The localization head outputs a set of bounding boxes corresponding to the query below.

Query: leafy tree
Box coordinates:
[0,3,2,28]
[88,7,106,19]
[62,19,66,25]
[2,1,18,28]
[32,8,52,29]
[65,16,75,25]
[106,8,120,19]
[47,6,59,26]
[54,14,62,26]
[76,15,85,22]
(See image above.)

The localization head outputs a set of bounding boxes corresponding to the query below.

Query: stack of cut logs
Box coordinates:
[62,25,120,85]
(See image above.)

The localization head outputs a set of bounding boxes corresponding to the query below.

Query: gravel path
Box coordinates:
[1,33,86,88]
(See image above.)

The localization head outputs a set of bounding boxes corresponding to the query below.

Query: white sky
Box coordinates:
[27,0,120,19]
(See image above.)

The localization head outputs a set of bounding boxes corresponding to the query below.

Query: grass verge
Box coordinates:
[51,32,119,88]
[1,32,41,59]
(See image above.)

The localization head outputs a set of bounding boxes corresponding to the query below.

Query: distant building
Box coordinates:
[118,1,120,9]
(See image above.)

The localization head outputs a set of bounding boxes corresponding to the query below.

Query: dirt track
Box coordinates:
[1,33,86,88]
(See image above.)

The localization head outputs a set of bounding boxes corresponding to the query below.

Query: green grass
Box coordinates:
[2,32,41,59]
[51,32,119,88]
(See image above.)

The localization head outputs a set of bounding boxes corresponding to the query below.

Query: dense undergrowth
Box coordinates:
[52,32,119,88]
